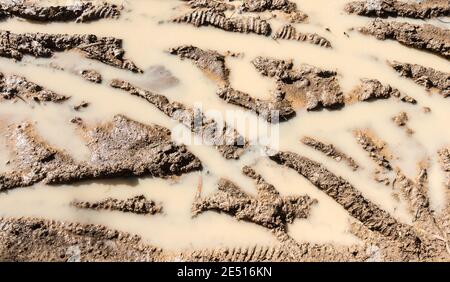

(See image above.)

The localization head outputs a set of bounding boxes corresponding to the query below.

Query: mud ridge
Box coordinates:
[0,72,69,103]
[348,78,416,104]
[0,31,142,73]
[251,56,344,110]
[267,150,449,261]
[172,9,272,36]
[273,24,332,48]
[345,0,450,19]
[181,0,235,12]
[239,0,308,23]
[0,115,202,191]
[72,195,163,215]
[110,79,248,159]
[390,61,449,97]
[217,87,295,122]
[193,166,317,231]
[169,45,230,86]
[301,136,359,171]
[0,217,164,262]
[0,2,122,23]
[359,20,450,59]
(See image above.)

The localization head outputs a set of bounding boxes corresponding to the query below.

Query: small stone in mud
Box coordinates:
[73,101,89,111]
[80,70,102,84]
[301,136,359,170]
[359,20,450,59]
[345,0,450,19]
[0,31,142,73]
[392,112,408,127]
[422,107,431,113]
[0,72,69,103]
[72,195,163,215]
[390,61,449,97]
[193,166,317,231]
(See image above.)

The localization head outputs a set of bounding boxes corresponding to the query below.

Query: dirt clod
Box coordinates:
[80,69,102,84]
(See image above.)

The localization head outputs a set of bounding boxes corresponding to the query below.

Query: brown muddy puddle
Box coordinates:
[0,0,449,260]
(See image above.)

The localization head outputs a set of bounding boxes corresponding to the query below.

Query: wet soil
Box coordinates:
[0,31,142,72]
[345,0,450,19]
[359,20,450,59]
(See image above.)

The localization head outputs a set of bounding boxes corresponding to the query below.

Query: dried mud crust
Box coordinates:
[72,195,163,215]
[345,0,450,19]
[0,2,122,23]
[169,45,230,85]
[301,136,359,171]
[359,20,450,59]
[172,8,272,36]
[0,115,201,191]
[438,147,450,188]
[110,79,247,159]
[268,150,450,261]
[80,69,102,84]
[0,31,142,73]
[0,217,165,262]
[348,78,416,104]
[252,56,344,110]
[0,72,69,103]
[193,166,317,231]
[390,61,450,97]
[273,24,332,48]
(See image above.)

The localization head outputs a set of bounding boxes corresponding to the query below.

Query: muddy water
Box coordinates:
[0,0,449,250]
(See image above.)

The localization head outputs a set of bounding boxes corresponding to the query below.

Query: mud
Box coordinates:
[390,61,450,97]
[0,72,68,103]
[193,166,317,231]
[110,79,247,159]
[438,147,450,188]
[0,217,164,262]
[354,129,392,172]
[240,0,308,23]
[359,20,450,59]
[0,2,122,23]
[0,115,201,191]
[73,101,89,111]
[72,195,163,215]
[392,111,414,135]
[269,150,450,261]
[273,24,332,48]
[301,136,359,171]
[345,0,450,19]
[169,45,229,85]
[217,87,295,122]
[0,31,142,73]
[252,56,344,110]
[172,9,272,36]
[182,0,235,12]
[80,69,102,84]
[348,78,416,104]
